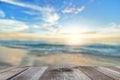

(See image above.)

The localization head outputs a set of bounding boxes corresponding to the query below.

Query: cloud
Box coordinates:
[0,19,29,32]
[26,7,60,33]
[1,0,61,33]
[0,9,5,18]
[41,7,59,23]
[0,19,61,34]
[62,6,85,14]
[98,22,120,34]
[1,0,60,23]
[45,13,59,23]
[33,23,61,33]
[0,0,42,11]
[1,0,60,27]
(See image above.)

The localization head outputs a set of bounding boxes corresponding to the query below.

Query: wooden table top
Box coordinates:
[0,66,120,80]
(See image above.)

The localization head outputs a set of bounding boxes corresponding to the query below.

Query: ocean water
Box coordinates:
[0,40,120,57]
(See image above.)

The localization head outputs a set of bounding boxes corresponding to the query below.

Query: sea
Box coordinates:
[0,40,120,57]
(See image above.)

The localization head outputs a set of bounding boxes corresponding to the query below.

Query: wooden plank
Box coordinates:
[0,66,11,70]
[0,66,119,80]
[0,67,17,73]
[116,66,120,69]
[0,67,28,80]
[95,67,120,80]
[40,67,91,80]
[10,67,48,80]
[76,66,113,80]
[73,69,91,80]
[105,66,120,72]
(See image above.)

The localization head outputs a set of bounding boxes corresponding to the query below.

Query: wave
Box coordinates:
[0,40,120,56]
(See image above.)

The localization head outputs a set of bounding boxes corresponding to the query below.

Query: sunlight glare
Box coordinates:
[64,33,85,46]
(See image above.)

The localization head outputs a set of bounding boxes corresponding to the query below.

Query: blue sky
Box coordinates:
[0,0,120,35]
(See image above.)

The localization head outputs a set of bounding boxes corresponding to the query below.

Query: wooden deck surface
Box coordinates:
[0,66,120,80]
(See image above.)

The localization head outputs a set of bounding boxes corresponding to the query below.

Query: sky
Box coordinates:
[0,0,120,40]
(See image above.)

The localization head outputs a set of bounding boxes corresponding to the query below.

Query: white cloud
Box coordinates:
[33,23,61,33]
[99,22,120,34]
[1,0,60,24]
[106,23,120,32]
[1,0,61,34]
[23,10,39,15]
[62,8,74,13]
[0,9,5,18]
[0,0,42,11]
[0,19,61,33]
[75,6,85,14]
[62,6,85,14]
[0,19,29,32]
[32,7,60,32]
[41,7,60,24]
[46,13,59,23]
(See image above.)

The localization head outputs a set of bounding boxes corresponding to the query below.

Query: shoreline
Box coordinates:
[0,46,120,67]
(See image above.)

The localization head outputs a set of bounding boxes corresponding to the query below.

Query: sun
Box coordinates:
[61,26,86,46]
[64,34,83,46]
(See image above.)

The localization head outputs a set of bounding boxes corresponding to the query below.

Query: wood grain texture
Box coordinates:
[0,67,16,73]
[0,66,119,80]
[105,66,120,72]
[40,67,91,80]
[73,69,91,80]
[116,66,120,69]
[10,67,48,80]
[0,66,11,70]
[95,67,120,80]
[77,66,113,80]
[0,67,28,80]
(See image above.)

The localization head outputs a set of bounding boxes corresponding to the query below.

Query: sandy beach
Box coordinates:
[0,46,120,67]
[0,46,27,66]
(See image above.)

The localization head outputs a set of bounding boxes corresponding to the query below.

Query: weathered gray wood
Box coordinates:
[40,68,91,80]
[95,67,120,80]
[0,66,11,70]
[116,66,120,69]
[105,66,120,72]
[77,66,113,80]
[10,67,48,80]
[0,66,119,80]
[73,69,91,80]
[0,67,28,80]
[0,67,17,73]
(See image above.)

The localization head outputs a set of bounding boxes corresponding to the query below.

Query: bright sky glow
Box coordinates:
[0,0,120,42]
